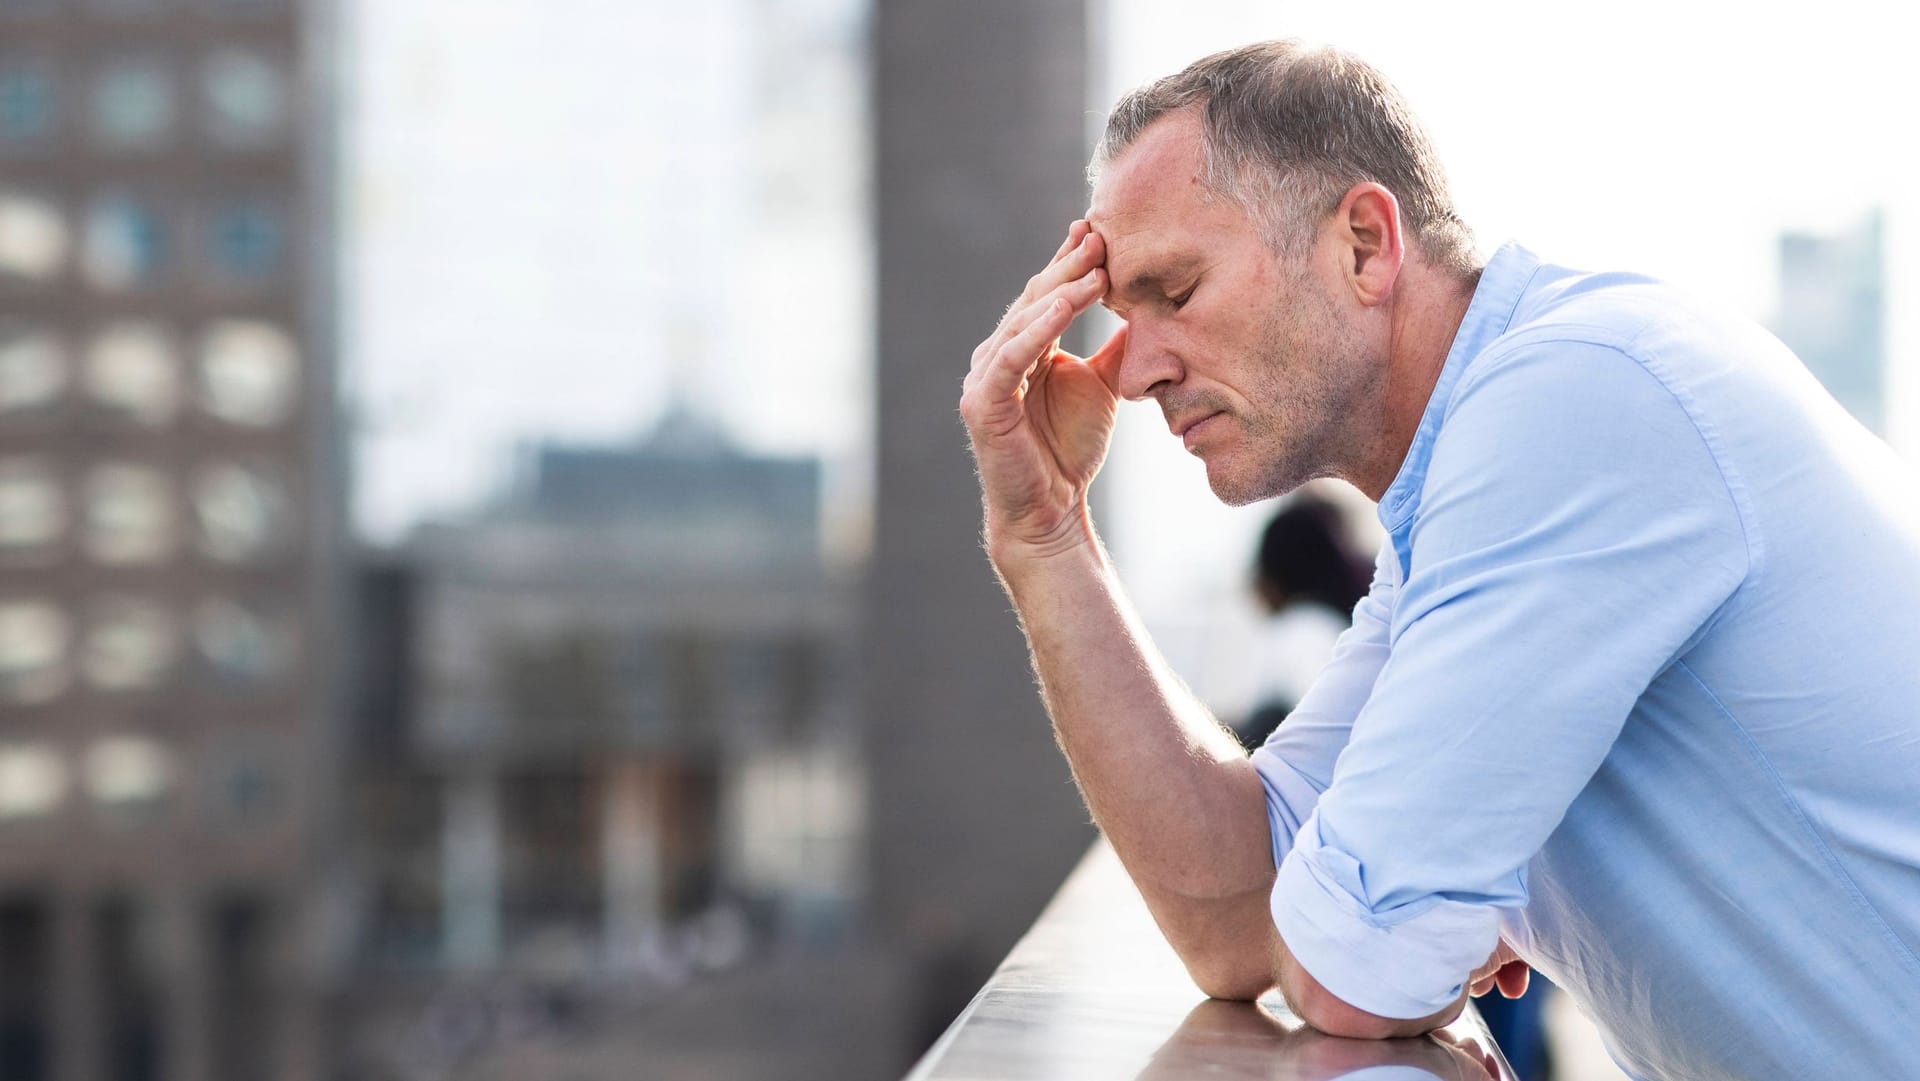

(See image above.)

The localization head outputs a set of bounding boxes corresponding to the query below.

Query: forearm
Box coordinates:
[992,517,1465,1036]
[990,513,1282,995]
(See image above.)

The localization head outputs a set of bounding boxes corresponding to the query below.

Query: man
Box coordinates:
[957,40,1920,1081]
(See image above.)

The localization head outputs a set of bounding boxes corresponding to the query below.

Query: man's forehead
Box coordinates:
[1087,111,1209,235]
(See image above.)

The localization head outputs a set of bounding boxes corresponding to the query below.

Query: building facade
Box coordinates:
[338,416,865,1080]
[0,1,341,1079]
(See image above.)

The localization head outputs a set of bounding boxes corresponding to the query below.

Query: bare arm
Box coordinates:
[957,221,1464,1036]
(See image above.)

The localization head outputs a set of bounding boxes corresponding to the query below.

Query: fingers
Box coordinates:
[1494,960,1531,999]
[962,221,1111,427]
[971,222,1107,380]
[1047,218,1092,265]
[1013,223,1105,324]
[976,269,1104,402]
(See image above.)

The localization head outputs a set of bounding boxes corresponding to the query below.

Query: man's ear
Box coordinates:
[1333,182,1404,307]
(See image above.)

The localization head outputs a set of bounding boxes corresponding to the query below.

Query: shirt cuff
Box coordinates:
[1271,816,1502,1020]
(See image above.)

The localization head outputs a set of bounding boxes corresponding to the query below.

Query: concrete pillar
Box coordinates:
[601,759,662,966]
[442,769,501,968]
[867,0,1103,1042]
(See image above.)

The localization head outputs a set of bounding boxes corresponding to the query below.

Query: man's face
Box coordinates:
[1088,111,1386,505]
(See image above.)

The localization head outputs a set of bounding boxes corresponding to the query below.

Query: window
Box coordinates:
[82,597,177,691]
[205,197,285,282]
[0,189,66,282]
[0,600,69,705]
[206,746,279,824]
[192,461,290,563]
[0,745,66,820]
[84,321,180,426]
[196,319,297,426]
[0,324,66,418]
[193,598,292,690]
[0,52,57,148]
[201,48,285,148]
[0,457,63,565]
[82,463,175,565]
[82,191,170,291]
[83,737,175,825]
[90,54,174,151]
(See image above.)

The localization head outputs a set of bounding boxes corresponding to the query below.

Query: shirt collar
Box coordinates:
[1377,241,1543,530]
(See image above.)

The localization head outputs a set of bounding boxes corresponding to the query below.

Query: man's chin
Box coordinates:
[1204,460,1306,507]
[1203,466,1269,508]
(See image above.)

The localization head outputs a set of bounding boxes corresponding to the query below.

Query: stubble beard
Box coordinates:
[1204,280,1380,507]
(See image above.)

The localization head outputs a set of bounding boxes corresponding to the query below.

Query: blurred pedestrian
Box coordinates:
[1237,491,1368,749]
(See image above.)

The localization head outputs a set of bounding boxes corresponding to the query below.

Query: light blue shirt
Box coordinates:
[1250,243,1920,1081]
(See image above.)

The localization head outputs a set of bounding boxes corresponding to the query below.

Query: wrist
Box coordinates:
[983,507,1104,582]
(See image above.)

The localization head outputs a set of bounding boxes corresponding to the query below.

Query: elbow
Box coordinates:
[1181,948,1276,1002]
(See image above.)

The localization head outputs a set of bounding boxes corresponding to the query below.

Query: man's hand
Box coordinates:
[1468,939,1531,1000]
[959,219,1129,560]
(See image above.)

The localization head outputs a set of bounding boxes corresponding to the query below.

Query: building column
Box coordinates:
[159,890,211,1081]
[442,768,502,968]
[601,758,662,967]
[50,889,98,1081]
[867,0,1101,1030]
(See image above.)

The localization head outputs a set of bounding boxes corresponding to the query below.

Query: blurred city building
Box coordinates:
[0,1,343,1080]
[1774,210,1888,435]
[335,413,869,1079]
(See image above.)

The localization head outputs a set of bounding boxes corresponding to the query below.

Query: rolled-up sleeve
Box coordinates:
[1267,338,1751,1018]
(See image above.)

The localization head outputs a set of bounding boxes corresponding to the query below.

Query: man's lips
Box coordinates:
[1174,411,1225,446]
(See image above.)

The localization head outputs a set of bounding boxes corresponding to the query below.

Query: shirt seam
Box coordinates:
[1672,658,1920,981]
[1443,332,1762,615]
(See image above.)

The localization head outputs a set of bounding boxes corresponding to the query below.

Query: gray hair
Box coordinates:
[1091,41,1478,274]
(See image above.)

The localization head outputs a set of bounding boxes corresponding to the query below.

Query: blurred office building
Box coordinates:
[0,1,344,1080]
[336,411,868,1079]
[1775,210,1888,435]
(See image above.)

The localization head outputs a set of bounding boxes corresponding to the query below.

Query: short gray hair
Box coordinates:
[1092,41,1477,274]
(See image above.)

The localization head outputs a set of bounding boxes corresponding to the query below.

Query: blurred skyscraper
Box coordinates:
[1775,211,1888,435]
[0,1,343,1080]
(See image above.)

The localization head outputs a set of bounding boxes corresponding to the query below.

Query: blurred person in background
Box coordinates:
[957,38,1920,1081]
[1237,488,1369,749]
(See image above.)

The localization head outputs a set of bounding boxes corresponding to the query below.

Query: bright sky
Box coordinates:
[1098,0,1919,712]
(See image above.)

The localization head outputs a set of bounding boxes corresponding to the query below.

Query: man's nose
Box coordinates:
[1116,321,1181,402]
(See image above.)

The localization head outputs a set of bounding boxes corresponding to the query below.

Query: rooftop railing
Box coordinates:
[906,840,1518,1081]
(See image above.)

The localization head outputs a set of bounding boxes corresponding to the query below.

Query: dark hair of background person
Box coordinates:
[1254,495,1369,617]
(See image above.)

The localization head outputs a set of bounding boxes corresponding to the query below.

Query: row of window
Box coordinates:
[0,456,297,568]
[0,318,300,427]
[0,594,297,703]
[0,187,291,290]
[0,44,289,152]
[0,733,282,828]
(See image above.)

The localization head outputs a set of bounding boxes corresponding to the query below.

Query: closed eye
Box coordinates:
[1169,285,1196,311]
